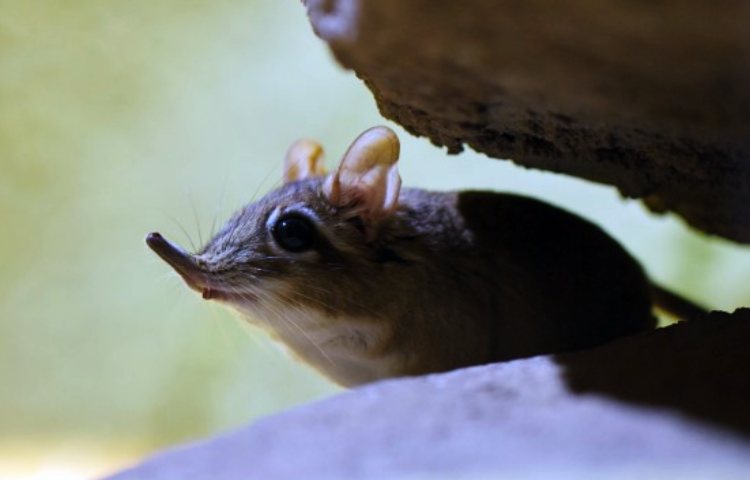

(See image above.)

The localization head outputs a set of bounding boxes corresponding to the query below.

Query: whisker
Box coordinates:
[210,174,230,240]
[250,163,283,202]
[163,212,197,252]
[209,303,237,354]
[186,189,204,248]
[239,286,339,369]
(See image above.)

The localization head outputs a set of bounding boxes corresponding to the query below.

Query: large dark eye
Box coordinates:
[272,213,317,252]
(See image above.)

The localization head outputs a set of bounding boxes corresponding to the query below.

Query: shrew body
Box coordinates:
[147,127,668,387]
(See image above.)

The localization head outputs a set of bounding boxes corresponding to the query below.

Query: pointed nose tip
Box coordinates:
[145,231,163,248]
[145,232,183,259]
[145,231,206,293]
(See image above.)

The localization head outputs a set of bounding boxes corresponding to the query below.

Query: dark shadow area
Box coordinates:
[554,308,750,438]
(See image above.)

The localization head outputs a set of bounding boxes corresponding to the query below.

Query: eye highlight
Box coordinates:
[271,213,317,252]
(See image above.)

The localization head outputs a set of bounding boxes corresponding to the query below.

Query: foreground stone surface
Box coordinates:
[304,0,750,243]
[107,310,750,480]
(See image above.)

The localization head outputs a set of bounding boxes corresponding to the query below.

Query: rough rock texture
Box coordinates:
[304,0,750,243]
[107,310,750,479]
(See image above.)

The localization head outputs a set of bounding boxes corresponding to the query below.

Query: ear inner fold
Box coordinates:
[324,126,402,224]
[283,139,326,184]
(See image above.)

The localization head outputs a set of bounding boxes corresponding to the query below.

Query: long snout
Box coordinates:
[146,232,206,293]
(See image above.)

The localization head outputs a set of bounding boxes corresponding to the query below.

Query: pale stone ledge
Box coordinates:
[107,310,750,479]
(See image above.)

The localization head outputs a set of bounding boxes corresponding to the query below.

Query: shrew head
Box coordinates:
[147,126,404,318]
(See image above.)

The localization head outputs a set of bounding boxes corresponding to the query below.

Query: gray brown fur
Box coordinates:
[193,178,656,384]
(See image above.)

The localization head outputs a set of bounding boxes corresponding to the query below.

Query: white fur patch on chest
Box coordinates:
[240,305,400,387]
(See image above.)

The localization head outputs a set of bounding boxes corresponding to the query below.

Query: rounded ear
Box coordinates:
[324,126,402,225]
[283,139,326,184]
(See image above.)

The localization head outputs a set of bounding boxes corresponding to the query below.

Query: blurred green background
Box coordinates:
[1,1,749,478]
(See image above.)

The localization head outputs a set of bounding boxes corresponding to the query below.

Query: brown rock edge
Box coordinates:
[304,0,750,242]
